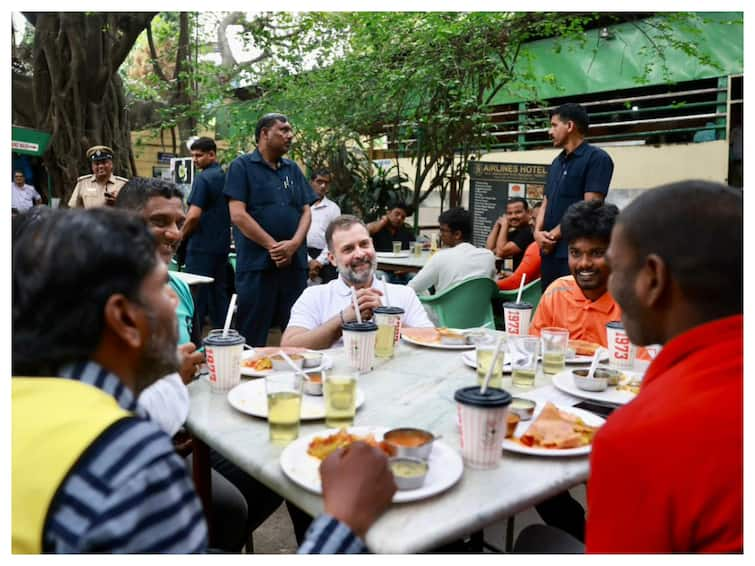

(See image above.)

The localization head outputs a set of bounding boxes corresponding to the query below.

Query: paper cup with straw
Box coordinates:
[455,337,511,469]
[503,276,533,337]
[204,293,245,392]
[343,288,377,371]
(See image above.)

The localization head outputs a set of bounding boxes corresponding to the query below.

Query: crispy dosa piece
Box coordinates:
[518,402,599,449]
[568,339,602,356]
[401,327,441,344]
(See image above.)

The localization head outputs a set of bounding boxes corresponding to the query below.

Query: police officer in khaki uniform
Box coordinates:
[68,145,128,208]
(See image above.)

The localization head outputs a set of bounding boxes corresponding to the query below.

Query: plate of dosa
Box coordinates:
[240,347,333,377]
[401,327,476,350]
[502,402,605,457]
[280,426,464,503]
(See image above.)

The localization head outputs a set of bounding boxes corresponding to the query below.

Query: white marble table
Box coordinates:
[186,338,616,553]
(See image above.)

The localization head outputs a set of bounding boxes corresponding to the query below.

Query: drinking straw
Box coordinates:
[480,335,504,395]
[278,349,308,378]
[350,288,362,323]
[515,274,527,304]
[586,347,604,379]
[381,274,392,306]
[222,293,237,337]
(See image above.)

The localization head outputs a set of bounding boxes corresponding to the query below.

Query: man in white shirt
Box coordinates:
[306,169,341,284]
[283,215,433,350]
[409,207,496,296]
[12,171,42,213]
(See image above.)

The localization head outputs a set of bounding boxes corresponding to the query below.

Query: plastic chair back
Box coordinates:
[419,277,498,329]
[497,278,542,310]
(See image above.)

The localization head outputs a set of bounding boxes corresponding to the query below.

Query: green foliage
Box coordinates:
[120,11,735,212]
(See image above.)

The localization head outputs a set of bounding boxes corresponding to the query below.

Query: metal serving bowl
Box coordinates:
[509,397,536,420]
[301,351,323,368]
[572,369,609,392]
[383,427,435,460]
[389,457,429,490]
[302,372,323,396]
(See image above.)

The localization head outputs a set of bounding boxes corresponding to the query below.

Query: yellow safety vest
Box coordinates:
[12,378,132,554]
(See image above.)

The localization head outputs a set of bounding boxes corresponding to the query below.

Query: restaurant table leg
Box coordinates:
[191,435,214,543]
[469,530,484,552]
[505,516,515,552]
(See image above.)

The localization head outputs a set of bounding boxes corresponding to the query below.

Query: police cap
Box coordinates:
[86,145,114,162]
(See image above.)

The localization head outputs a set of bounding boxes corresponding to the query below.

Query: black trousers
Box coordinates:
[235,267,307,347]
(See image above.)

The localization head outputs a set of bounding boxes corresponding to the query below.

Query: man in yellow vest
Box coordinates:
[12,208,396,553]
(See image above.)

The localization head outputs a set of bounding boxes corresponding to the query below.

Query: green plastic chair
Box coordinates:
[419,277,499,329]
[497,278,542,310]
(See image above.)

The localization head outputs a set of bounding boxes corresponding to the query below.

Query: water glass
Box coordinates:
[541,327,569,375]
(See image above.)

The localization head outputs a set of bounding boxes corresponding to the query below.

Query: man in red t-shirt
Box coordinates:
[515,180,743,553]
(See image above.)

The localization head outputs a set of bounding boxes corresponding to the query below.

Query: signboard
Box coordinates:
[11,126,51,156]
[467,161,548,248]
[170,157,194,199]
[157,151,176,163]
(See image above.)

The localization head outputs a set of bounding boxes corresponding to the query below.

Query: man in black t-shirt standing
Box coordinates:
[534,103,613,293]
[486,197,534,270]
[180,137,231,329]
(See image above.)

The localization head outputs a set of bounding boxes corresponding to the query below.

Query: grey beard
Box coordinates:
[338,257,377,286]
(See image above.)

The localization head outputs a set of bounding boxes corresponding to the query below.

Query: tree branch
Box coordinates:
[146,21,169,83]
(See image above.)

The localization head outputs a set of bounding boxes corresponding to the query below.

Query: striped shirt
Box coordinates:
[44,362,367,553]
[44,362,208,553]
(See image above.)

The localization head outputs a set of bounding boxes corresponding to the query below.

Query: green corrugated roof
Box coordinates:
[490,12,743,105]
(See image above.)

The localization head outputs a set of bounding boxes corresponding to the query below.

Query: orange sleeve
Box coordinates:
[497,242,542,290]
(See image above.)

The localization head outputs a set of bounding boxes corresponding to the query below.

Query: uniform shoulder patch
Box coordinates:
[77,174,93,181]
[114,175,129,182]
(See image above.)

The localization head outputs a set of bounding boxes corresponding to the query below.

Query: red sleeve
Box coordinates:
[497,242,541,290]
[586,416,673,553]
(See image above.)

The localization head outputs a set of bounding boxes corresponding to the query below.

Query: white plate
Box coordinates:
[401,329,476,350]
[461,350,512,373]
[376,251,410,259]
[280,426,463,503]
[551,368,643,405]
[240,349,334,377]
[503,403,606,457]
[227,379,365,421]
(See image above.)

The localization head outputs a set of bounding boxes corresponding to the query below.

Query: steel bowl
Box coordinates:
[301,351,324,368]
[509,397,536,420]
[572,369,609,392]
[389,457,429,490]
[302,372,323,396]
[593,367,622,386]
[383,427,435,460]
[270,354,303,371]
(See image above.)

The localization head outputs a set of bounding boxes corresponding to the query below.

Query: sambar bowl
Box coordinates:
[383,427,435,460]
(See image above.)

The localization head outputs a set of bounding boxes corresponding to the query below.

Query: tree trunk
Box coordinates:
[20,12,156,203]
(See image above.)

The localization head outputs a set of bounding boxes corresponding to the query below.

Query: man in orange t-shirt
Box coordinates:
[530,200,619,346]
[527,199,620,542]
